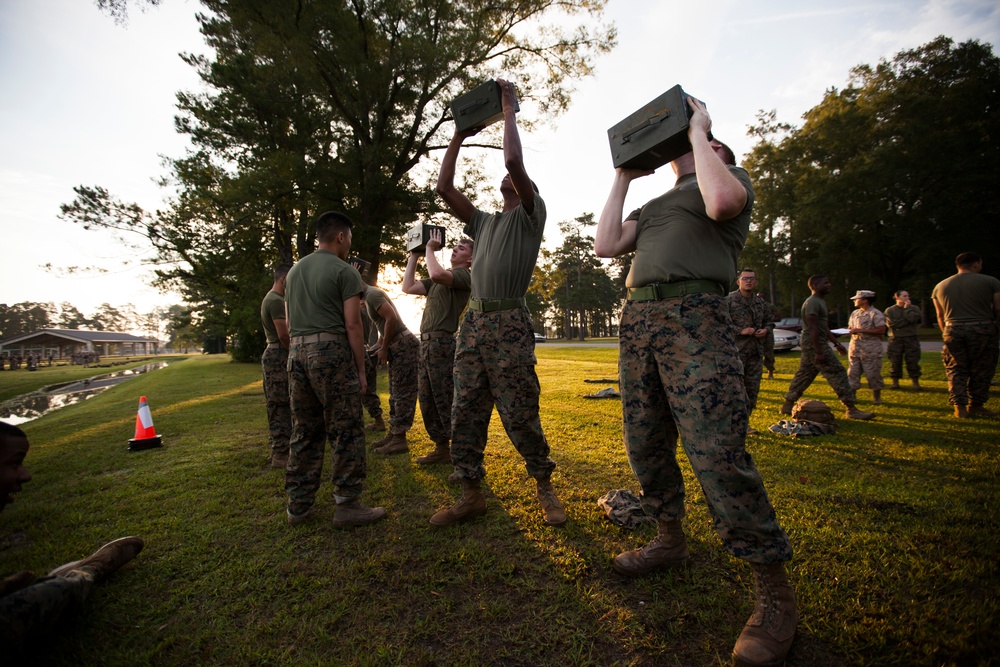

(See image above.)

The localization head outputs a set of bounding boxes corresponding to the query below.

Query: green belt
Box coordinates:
[627,280,726,301]
[468,297,526,312]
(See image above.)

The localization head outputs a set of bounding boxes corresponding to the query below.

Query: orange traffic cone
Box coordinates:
[128,396,163,452]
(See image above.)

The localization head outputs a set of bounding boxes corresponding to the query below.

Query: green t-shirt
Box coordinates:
[419,267,472,334]
[626,166,754,289]
[932,272,1000,323]
[801,294,831,342]
[884,304,921,338]
[464,196,546,300]
[260,289,285,345]
[285,250,363,336]
[364,285,409,341]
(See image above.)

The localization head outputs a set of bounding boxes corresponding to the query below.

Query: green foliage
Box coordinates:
[744,37,1000,315]
[64,0,616,352]
[0,302,56,339]
[2,350,997,665]
[551,213,618,338]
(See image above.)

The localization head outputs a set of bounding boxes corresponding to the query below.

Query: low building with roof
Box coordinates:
[0,329,159,359]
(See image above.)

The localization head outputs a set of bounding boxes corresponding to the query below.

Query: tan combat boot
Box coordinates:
[732,562,798,667]
[872,389,882,405]
[365,416,387,432]
[536,478,567,526]
[911,378,922,391]
[429,478,487,526]
[374,432,409,455]
[889,378,900,390]
[612,519,689,576]
[48,537,144,581]
[779,399,795,416]
[845,404,875,420]
[270,451,289,469]
[968,404,994,417]
[332,499,387,529]
[954,405,969,419]
[415,440,451,465]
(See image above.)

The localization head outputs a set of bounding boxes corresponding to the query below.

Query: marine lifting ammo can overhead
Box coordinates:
[405,223,447,254]
[450,80,520,132]
[607,85,706,171]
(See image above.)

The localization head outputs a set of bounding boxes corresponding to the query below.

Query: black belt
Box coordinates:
[290,332,347,345]
[468,297,526,312]
[420,331,453,341]
[627,280,726,301]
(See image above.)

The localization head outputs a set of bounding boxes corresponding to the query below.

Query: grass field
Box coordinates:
[1,349,997,666]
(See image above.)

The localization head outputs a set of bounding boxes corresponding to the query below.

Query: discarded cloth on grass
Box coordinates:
[598,489,655,528]
[768,419,837,437]
[584,387,620,399]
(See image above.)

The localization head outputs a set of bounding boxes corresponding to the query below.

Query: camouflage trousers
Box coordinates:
[786,341,857,407]
[762,329,775,372]
[848,339,884,391]
[385,331,420,434]
[0,570,94,655]
[738,347,764,413]
[418,335,457,444]
[619,295,792,563]
[286,339,366,513]
[942,322,1000,407]
[261,345,291,457]
[450,307,556,481]
[887,336,922,380]
[361,349,383,420]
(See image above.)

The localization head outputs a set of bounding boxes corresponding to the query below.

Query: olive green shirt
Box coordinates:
[464,196,546,300]
[285,250,363,337]
[884,304,921,338]
[932,272,1000,324]
[364,285,409,342]
[801,294,831,343]
[626,166,754,289]
[419,267,472,334]
[260,290,285,345]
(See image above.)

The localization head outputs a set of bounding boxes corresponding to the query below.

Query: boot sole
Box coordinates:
[429,504,487,527]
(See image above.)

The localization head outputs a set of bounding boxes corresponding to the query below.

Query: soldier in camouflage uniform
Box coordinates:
[260,264,292,468]
[761,296,781,379]
[402,228,473,465]
[595,97,796,666]
[349,258,386,432]
[0,422,144,657]
[432,78,564,528]
[364,284,420,455]
[781,276,876,420]
[846,290,886,404]
[932,252,1000,418]
[884,289,922,390]
[727,269,773,429]
[283,211,385,528]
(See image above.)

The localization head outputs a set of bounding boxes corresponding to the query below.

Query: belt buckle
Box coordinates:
[650,283,662,300]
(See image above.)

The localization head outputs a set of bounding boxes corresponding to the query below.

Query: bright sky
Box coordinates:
[1,0,998,332]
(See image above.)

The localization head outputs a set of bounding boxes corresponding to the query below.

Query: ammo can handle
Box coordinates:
[621,107,671,143]
[457,98,489,115]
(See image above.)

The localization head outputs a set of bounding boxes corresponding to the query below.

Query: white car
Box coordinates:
[772,328,800,351]
[533,333,546,343]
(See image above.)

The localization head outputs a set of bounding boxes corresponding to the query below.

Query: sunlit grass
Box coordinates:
[1,350,997,665]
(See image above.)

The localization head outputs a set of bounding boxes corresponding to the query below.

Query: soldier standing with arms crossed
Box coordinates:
[260,264,292,468]
[402,229,473,465]
[431,78,565,527]
[283,212,385,528]
[884,289,923,391]
[595,97,796,667]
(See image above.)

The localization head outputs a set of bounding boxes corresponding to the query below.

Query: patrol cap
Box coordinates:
[850,289,876,301]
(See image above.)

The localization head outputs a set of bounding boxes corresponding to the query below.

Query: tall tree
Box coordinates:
[64,0,616,361]
[551,213,617,339]
[744,37,1000,315]
[0,302,56,339]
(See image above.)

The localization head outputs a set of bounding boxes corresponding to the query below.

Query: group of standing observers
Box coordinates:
[254,80,999,667]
